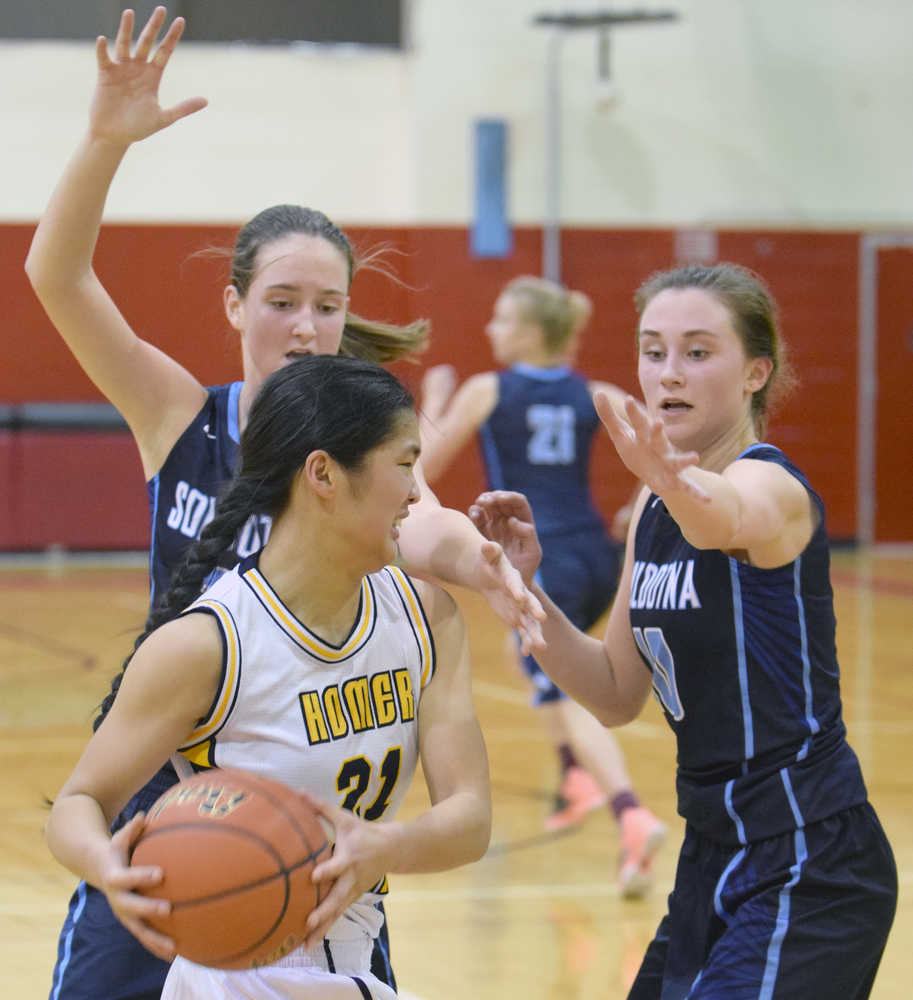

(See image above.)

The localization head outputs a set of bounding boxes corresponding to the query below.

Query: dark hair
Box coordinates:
[231,204,429,363]
[94,355,415,729]
[633,262,797,436]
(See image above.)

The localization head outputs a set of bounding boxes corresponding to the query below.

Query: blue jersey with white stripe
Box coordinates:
[146,382,271,607]
[480,364,605,536]
[630,444,867,844]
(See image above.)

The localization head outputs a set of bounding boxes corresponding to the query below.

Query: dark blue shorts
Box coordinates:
[50,765,178,1000]
[521,528,622,706]
[627,802,897,1000]
[49,763,396,999]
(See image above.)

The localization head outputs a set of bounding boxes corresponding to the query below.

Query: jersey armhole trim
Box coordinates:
[178,600,242,748]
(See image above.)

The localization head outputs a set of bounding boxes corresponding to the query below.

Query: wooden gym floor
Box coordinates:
[1,547,910,998]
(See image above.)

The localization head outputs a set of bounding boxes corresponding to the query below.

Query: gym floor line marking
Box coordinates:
[0,620,97,669]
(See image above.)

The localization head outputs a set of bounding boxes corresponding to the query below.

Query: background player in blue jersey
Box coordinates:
[470,262,897,999]
[46,355,493,1000]
[25,9,540,999]
[420,275,665,897]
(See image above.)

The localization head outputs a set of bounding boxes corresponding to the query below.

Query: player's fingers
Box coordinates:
[109,835,162,893]
[506,514,537,538]
[117,864,164,889]
[672,449,700,468]
[524,589,546,621]
[134,5,167,61]
[112,812,147,851]
[623,393,647,420]
[479,538,504,564]
[646,416,670,453]
[594,390,627,431]
[468,504,492,537]
[113,885,171,921]
[303,879,354,946]
[120,913,175,960]
[113,8,135,62]
[151,14,188,67]
[624,399,653,440]
[517,620,545,655]
[310,852,346,885]
[160,97,209,127]
[95,34,113,70]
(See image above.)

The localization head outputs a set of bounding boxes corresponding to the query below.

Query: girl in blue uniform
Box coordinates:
[420,275,665,897]
[25,9,540,1000]
[470,263,897,999]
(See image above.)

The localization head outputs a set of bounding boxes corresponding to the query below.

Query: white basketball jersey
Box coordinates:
[174,556,435,939]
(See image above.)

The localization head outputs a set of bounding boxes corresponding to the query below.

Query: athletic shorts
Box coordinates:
[521,527,622,706]
[627,802,897,1000]
[162,933,396,1000]
[49,764,178,1000]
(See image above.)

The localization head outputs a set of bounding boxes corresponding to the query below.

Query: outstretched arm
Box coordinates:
[470,489,652,725]
[397,468,545,652]
[593,392,814,565]
[24,6,209,478]
[410,368,547,643]
[419,368,497,483]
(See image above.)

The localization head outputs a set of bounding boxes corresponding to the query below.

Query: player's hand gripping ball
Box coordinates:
[131,767,331,969]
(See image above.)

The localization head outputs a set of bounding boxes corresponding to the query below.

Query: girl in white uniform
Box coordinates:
[46,355,493,999]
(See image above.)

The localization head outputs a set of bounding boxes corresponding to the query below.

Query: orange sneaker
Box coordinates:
[544,766,607,832]
[617,807,666,899]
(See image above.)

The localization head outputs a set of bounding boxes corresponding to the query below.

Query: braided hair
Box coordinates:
[94,355,415,729]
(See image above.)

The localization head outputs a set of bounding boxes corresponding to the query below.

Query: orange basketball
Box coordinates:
[131,767,331,969]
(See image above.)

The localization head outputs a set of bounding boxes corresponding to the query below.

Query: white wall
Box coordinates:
[3,0,912,226]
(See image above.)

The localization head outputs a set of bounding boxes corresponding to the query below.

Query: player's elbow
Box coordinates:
[24,247,49,296]
[598,699,642,728]
[463,797,493,863]
[24,249,81,306]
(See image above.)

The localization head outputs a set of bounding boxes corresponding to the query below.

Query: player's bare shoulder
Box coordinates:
[410,579,468,672]
[411,577,461,632]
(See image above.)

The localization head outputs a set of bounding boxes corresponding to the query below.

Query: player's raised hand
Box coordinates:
[469,491,543,591]
[91,6,207,147]
[471,537,544,654]
[594,390,709,504]
[419,363,457,423]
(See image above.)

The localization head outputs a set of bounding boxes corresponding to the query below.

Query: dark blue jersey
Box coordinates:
[630,444,867,845]
[480,364,605,537]
[146,382,271,607]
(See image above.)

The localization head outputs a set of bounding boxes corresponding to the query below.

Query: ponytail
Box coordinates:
[93,479,258,730]
[340,310,429,363]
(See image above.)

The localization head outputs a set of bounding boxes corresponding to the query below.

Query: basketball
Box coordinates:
[130,767,331,969]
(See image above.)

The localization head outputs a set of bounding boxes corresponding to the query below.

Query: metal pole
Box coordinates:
[543,28,562,282]
[857,235,877,547]
[534,10,679,283]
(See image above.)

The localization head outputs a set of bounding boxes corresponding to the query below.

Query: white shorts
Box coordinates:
[162,934,397,1000]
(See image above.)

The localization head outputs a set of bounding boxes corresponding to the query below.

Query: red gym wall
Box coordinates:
[0,221,892,549]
